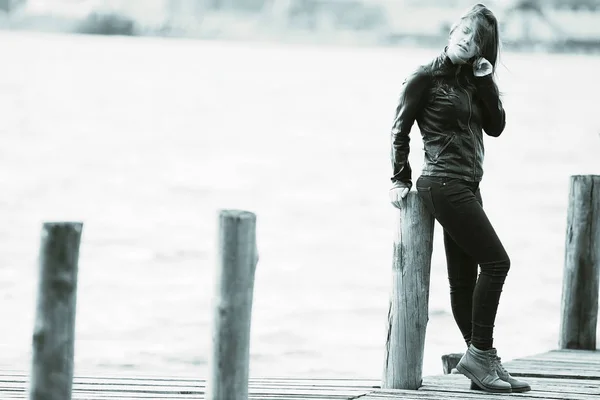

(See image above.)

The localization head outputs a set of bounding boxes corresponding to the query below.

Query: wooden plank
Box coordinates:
[0,375,348,386]
[0,378,377,390]
[0,388,365,398]
[0,392,368,400]
[495,349,600,379]
[500,362,600,379]
[512,349,600,361]
[506,360,600,371]
[422,374,600,396]
[0,377,374,400]
[0,372,381,387]
[505,358,600,369]
[2,349,600,399]
[363,388,600,400]
[0,376,380,389]
[425,374,600,391]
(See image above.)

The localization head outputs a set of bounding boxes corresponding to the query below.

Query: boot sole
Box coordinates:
[456,363,512,393]
[511,385,531,393]
[471,382,531,393]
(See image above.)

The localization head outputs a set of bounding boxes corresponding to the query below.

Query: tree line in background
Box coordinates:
[1,0,599,51]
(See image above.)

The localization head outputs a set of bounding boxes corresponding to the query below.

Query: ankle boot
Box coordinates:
[468,353,531,392]
[456,345,511,393]
[493,354,531,392]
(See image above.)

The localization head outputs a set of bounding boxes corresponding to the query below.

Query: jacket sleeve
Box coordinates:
[475,75,506,137]
[390,68,430,188]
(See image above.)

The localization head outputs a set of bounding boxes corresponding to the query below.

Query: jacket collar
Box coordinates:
[438,47,474,77]
[441,47,455,68]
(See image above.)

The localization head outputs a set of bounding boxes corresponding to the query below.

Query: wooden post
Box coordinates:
[559,175,600,350]
[29,222,83,400]
[441,353,464,375]
[206,210,258,400]
[382,191,435,390]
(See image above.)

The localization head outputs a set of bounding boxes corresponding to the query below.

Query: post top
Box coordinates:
[219,209,256,220]
[42,222,83,230]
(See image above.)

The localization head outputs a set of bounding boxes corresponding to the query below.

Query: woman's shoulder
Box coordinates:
[403,63,433,88]
[404,53,447,82]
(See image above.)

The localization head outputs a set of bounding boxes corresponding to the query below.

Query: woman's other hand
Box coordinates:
[390,184,410,209]
[473,57,493,77]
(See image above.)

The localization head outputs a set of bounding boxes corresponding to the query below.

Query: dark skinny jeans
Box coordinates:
[415,175,510,351]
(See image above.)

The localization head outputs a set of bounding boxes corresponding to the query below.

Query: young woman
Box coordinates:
[388,3,530,394]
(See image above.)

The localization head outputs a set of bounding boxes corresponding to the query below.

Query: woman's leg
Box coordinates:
[416,176,510,350]
[416,175,526,393]
[443,229,477,346]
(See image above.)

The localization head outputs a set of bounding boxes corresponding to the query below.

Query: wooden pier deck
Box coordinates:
[2,349,599,399]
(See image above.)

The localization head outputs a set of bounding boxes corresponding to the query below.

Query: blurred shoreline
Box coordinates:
[0,0,600,54]
[1,1,600,53]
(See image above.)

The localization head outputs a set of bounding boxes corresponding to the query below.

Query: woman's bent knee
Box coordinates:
[480,257,510,276]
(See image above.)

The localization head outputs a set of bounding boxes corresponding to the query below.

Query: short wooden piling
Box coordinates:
[559,175,600,350]
[382,191,435,390]
[441,353,463,375]
[206,210,258,400]
[29,222,83,400]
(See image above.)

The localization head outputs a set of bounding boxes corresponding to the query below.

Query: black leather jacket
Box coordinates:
[390,51,506,189]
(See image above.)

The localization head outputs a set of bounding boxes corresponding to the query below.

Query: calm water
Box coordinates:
[1,31,598,379]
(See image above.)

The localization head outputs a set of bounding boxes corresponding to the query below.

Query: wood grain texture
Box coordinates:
[559,175,600,350]
[29,222,83,400]
[207,210,259,400]
[441,353,463,375]
[3,349,600,399]
[382,192,435,390]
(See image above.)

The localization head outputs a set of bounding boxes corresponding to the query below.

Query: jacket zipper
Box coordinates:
[464,89,476,181]
[456,68,477,180]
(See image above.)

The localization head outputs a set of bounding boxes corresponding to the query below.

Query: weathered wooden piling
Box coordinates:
[206,210,258,400]
[559,175,600,350]
[29,222,83,400]
[382,191,435,390]
[441,353,463,375]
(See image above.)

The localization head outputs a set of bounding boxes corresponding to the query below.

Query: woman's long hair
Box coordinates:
[450,3,501,72]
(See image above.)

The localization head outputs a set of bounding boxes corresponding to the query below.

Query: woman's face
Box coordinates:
[448,19,478,61]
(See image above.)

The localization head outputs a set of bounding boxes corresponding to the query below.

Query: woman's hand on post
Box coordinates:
[389,183,410,209]
[473,57,493,77]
